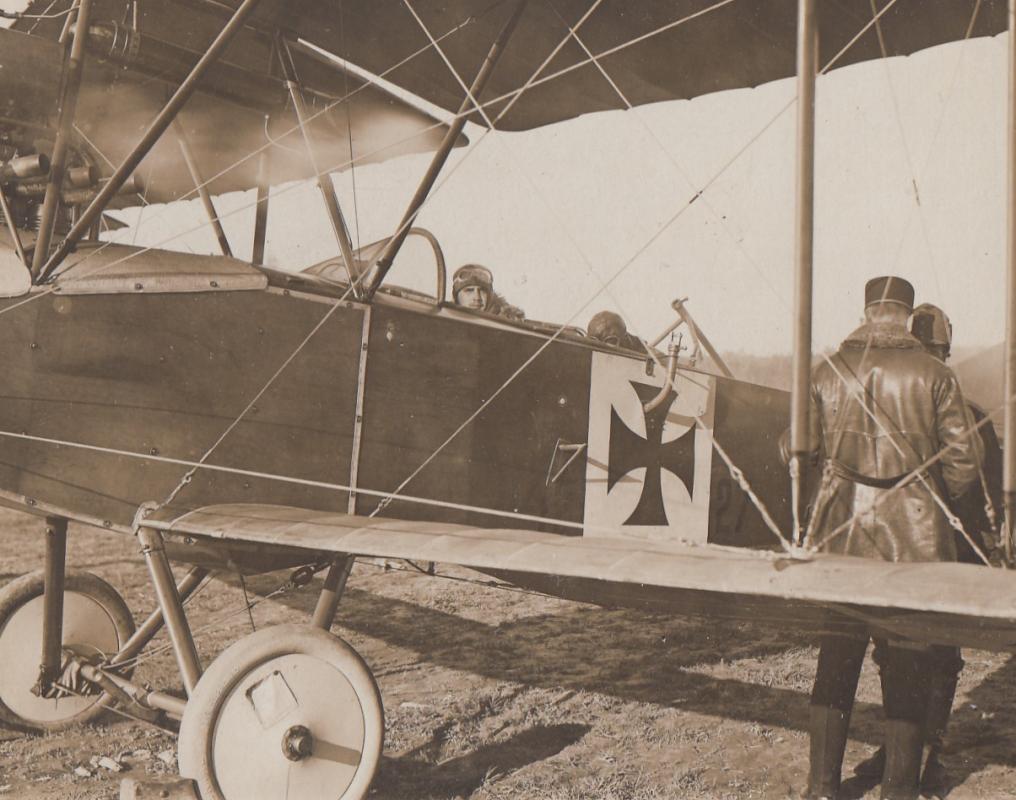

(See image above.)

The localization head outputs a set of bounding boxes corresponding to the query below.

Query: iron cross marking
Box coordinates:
[607,381,696,526]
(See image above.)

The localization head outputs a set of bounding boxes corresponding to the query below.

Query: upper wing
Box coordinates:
[15,1,1002,135]
[148,502,1016,653]
[2,12,463,205]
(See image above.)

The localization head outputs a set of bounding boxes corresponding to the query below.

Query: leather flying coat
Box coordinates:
[806,321,981,562]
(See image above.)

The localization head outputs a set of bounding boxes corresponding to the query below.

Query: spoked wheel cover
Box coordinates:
[0,570,134,731]
[179,625,384,800]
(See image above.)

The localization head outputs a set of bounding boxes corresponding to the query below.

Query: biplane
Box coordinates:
[0,0,1015,798]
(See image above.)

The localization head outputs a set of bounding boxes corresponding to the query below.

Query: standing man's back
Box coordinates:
[802,276,981,800]
[808,300,980,561]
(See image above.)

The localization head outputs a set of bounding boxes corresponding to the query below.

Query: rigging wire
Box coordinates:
[394,0,794,550]
[887,0,985,277]
[20,4,489,282]
[1,3,996,568]
[73,124,151,207]
[803,0,993,560]
[48,0,737,282]
[375,0,796,548]
[0,4,73,21]
[340,0,362,253]
[867,0,947,297]
[809,396,1004,554]
[20,0,743,521]
[807,350,993,565]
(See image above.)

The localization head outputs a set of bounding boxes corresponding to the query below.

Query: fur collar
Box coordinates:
[840,321,923,351]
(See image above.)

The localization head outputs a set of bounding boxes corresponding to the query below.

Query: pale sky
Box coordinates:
[4,4,1010,356]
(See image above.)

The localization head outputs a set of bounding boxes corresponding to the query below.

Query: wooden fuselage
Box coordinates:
[0,248,791,575]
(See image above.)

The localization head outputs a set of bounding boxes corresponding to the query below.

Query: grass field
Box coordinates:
[1,508,1015,799]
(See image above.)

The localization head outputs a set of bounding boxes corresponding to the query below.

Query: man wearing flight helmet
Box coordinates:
[451,264,524,321]
[910,302,1001,561]
[586,310,644,351]
[855,303,1001,795]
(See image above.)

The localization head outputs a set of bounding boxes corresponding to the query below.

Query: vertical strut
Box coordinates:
[1006,0,1016,562]
[137,527,202,696]
[0,188,28,266]
[252,148,270,266]
[311,556,354,630]
[31,0,94,278]
[791,0,818,547]
[175,123,232,257]
[277,38,361,295]
[38,0,264,282]
[35,517,68,694]
[363,0,529,299]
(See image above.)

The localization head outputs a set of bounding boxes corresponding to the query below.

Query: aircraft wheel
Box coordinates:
[0,569,135,732]
[178,624,383,800]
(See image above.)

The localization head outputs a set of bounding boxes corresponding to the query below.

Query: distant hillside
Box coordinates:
[720,352,792,390]
[720,346,1003,405]
[953,343,1003,411]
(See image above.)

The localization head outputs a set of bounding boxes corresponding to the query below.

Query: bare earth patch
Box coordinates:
[0,508,1014,799]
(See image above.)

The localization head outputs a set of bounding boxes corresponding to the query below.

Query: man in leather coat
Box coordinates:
[802,277,981,800]
[854,302,1000,795]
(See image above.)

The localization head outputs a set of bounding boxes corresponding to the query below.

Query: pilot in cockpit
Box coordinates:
[587,311,644,352]
[451,264,525,321]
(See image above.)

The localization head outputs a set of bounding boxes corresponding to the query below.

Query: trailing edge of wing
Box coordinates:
[147,503,1016,651]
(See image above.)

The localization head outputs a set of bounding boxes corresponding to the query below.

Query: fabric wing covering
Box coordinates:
[11,1,1004,200]
[290,0,1005,130]
[21,0,1000,131]
[148,503,1016,653]
[8,2,464,205]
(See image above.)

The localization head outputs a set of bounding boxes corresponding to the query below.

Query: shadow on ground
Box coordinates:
[242,576,893,745]
[376,723,590,798]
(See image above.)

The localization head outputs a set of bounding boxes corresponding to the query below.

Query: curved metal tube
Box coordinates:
[643,347,680,414]
[407,226,447,305]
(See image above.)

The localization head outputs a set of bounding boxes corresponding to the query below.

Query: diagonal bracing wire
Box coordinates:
[809,349,992,565]
[365,0,917,549]
[805,1,994,562]
[2,1,985,560]
[808,394,1006,558]
[0,0,735,325]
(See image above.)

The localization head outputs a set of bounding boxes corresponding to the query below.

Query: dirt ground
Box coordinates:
[0,508,1015,799]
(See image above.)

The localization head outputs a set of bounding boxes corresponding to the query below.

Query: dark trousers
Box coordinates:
[808,635,933,798]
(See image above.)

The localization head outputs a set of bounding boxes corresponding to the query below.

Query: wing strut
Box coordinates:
[174,122,232,257]
[37,0,264,283]
[31,0,94,278]
[363,0,529,300]
[790,0,818,547]
[1006,0,1016,561]
[277,36,362,297]
[252,148,270,265]
[0,187,28,267]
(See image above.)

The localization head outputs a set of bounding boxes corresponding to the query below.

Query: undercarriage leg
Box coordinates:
[311,556,354,630]
[137,527,202,695]
[35,516,68,694]
[110,566,208,668]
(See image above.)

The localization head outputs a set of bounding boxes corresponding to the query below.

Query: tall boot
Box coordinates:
[806,705,852,799]
[854,658,889,779]
[880,719,923,800]
[921,668,960,794]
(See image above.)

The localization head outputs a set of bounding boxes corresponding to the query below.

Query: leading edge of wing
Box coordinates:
[146,502,1016,623]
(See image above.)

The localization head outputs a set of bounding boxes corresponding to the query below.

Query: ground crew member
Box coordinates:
[802,277,981,800]
[855,303,1002,794]
[451,264,524,321]
[587,311,643,351]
